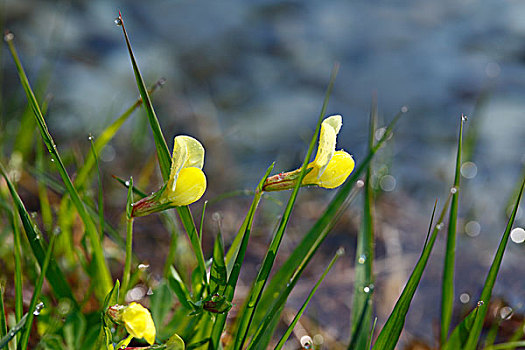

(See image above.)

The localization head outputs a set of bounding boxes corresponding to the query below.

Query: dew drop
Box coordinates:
[50,158,55,162]
[358,254,366,264]
[461,114,468,122]
[459,292,470,304]
[363,284,374,294]
[450,186,458,194]
[138,263,150,271]
[114,17,122,26]
[436,223,444,230]
[88,135,93,141]
[4,32,14,42]
[499,306,513,320]
[356,179,365,188]
[124,180,130,186]
[147,288,154,296]
[300,335,313,349]
[401,106,409,113]
[33,302,45,315]
[336,247,345,256]
[477,300,484,307]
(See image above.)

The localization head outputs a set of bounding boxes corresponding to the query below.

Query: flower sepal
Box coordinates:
[262,167,313,192]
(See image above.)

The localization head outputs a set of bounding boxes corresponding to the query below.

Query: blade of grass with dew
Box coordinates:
[89,135,105,237]
[248,243,350,350]
[463,175,525,350]
[207,163,274,350]
[5,34,112,297]
[199,201,207,244]
[116,13,206,286]
[252,108,405,333]
[36,132,53,232]
[0,162,76,304]
[121,177,134,300]
[441,115,465,344]
[368,317,378,350]
[209,232,227,295]
[351,99,377,350]
[0,312,28,348]
[273,248,344,350]
[348,292,373,350]
[246,181,362,350]
[442,302,482,350]
[233,65,339,350]
[19,232,57,350]
[484,341,525,350]
[372,195,452,350]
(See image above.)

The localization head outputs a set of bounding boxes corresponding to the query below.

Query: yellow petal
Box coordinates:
[121,302,156,345]
[312,115,342,177]
[304,150,354,188]
[166,167,207,206]
[168,136,205,191]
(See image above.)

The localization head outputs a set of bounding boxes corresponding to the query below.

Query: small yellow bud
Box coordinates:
[121,302,156,345]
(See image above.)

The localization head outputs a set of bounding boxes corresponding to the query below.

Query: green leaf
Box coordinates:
[150,282,174,329]
[441,116,465,343]
[372,196,452,350]
[463,175,525,350]
[484,341,525,350]
[166,333,185,350]
[0,313,28,348]
[0,162,76,304]
[0,285,6,338]
[209,232,227,295]
[103,280,120,312]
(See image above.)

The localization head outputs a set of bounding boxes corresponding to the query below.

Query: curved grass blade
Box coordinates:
[463,175,525,350]
[252,108,405,334]
[350,99,377,350]
[273,248,344,350]
[372,195,452,350]
[168,266,194,310]
[233,64,339,350]
[484,341,525,350]
[209,232,227,295]
[440,115,465,344]
[5,34,112,297]
[0,162,76,304]
[117,13,205,285]
[19,232,57,350]
[0,313,28,349]
[208,163,274,350]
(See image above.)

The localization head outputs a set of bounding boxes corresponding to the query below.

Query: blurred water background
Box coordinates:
[2,0,525,347]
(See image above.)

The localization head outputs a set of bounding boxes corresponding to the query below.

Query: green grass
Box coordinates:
[1,15,524,350]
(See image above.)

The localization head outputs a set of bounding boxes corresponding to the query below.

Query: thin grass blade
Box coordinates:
[209,232,227,295]
[208,163,274,350]
[350,99,377,350]
[168,266,194,310]
[0,284,6,338]
[121,177,134,299]
[89,135,105,236]
[11,209,23,323]
[371,195,452,350]
[463,175,525,350]
[274,248,344,350]
[5,34,112,296]
[484,341,525,350]
[0,313,28,349]
[440,115,465,344]
[0,162,76,304]
[442,302,482,350]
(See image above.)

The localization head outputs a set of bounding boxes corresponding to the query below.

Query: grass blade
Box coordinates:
[89,135,105,236]
[168,266,194,310]
[5,34,112,297]
[484,341,525,350]
[440,115,465,344]
[252,107,405,334]
[442,302,482,350]
[463,174,525,350]
[0,162,76,304]
[121,177,134,300]
[116,13,205,285]
[11,209,23,323]
[372,195,452,350]
[0,313,28,349]
[233,64,339,350]
[348,292,373,350]
[19,232,57,350]
[209,232,227,295]
[208,163,274,350]
[0,284,6,338]
[350,99,378,350]
[273,248,344,350]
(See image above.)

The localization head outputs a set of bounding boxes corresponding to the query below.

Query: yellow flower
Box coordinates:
[263,115,354,191]
[132,135,206,217]
[121,302,156,345]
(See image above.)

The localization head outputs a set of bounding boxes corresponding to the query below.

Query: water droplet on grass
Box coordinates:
[477,300,484,307]
[363,284,374,294]
[114,17,122,26]
[436,223,444,230]
[356,179,365,188]
[300,335,313,349]
[510,227,525,244]
[4,32,14,42]
[33,302,45,315]
[461,114,468,122]
[401,106,409,113]
[138,263,150,271]
[450,186,458,194]
[499,306,513,320]
[124,180,130,186]
[358,254,366,264]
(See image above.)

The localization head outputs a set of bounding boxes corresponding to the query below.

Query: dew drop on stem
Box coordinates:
[114,17,122,26]
[33,302,45,315]
[4,31,14,42]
